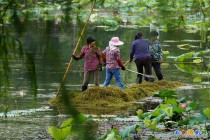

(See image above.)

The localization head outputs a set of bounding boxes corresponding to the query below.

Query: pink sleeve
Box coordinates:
[81,47,86,54]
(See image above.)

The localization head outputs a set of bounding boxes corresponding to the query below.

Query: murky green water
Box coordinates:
[0,20,209,139]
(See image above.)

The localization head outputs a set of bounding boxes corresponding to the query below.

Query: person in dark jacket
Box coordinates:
[72,36,102,92]
[149,31,163,80]
[129,32,153,84]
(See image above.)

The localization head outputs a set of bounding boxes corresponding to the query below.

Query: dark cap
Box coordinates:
[87,36,95,44]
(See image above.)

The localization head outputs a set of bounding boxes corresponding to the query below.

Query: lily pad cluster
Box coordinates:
[98,90,210,140]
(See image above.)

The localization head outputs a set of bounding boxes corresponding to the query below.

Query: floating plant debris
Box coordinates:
[50,81,185,110]
[0,107,52,118]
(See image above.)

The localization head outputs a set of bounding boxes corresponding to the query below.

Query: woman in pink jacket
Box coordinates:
[72,36,102,92]
[102,37,125,90]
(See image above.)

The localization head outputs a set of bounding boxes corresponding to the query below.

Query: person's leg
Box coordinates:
[93,70,99,86]
[103,69,113,87]
[135,58,144,84]
[144,57,153,82]
[113,69,124,90]
[152,62,163,80]
[82,71,92,91]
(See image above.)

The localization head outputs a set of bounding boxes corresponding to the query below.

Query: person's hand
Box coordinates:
[72,55,79,60]
[159,57,163,63]
[98,64,103,71]
[121,66,126,71]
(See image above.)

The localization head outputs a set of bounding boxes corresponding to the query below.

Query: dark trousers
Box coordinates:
[152,62,163,80]
[135,56,152,84]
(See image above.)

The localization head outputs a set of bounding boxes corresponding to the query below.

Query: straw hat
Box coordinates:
[109,37,124,46]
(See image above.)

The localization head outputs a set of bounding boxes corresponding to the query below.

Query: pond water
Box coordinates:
[0,20,209,139]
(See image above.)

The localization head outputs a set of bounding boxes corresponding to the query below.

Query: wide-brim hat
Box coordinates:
[109,37,124,46]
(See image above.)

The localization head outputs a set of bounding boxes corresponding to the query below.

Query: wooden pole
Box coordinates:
[56,1,96,97]
[124,60,130,66]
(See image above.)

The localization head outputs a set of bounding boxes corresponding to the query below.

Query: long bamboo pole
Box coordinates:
[56,1,96,97]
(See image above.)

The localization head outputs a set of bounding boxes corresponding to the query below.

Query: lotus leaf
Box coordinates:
[162,51,169,55]
[193,77,202,82]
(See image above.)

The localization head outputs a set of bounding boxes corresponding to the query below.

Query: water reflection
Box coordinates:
[0,21,209,139]
[2,22,210,106]
[177,88,210,109]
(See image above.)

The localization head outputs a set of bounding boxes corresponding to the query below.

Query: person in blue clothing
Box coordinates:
[129,32,154,84]
[149,31,163,80]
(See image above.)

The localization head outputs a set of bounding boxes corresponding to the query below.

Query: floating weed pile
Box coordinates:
[50,80,185,112]
[74,87,133,108]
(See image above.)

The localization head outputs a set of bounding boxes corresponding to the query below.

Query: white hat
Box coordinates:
[109,37,124,46]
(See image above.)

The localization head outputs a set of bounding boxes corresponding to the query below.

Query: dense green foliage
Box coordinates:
[98,90,210,139]
[0,1,209,139]
[0,0,209,95]
[0,0,209,28]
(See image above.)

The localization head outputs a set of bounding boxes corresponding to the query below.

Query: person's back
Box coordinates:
[131,39,150,60]
[130,32,153,83]
[103,46,121,69]
[102,37,125,90]
[149,30,163,80]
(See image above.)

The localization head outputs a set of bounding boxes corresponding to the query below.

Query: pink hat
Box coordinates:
[109,37,124,46]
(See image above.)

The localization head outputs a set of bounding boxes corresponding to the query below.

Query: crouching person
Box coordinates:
[72,36,102,92]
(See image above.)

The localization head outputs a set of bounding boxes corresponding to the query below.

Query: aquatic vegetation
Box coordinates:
[48,118,73,140]
[73,86,132,108]
[50,80,185,110]
[0,107,52,118]
[177,44,199,50]
[175,51,195,62]
[162,51,169,55]
[98,90,210,139]
[177,49,210,62]
[0,1,209,139]
[174,50,210,82]
[48,113,97,140]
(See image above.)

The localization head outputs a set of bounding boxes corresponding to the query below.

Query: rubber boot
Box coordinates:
[82,86,88,92]
[148,77,155,82]
[136,76,142,84]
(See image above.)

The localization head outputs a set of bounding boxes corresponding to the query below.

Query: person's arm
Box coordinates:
[157,42,163,62]
[72,48,85,61]
[94,49,103,64]
[116,59,125,70]
[115,50,125,70]
[129,42,135,62]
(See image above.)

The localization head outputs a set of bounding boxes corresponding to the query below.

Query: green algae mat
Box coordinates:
[50,80,185,111]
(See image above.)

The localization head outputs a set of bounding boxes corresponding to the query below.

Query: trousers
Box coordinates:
[103,68,124,90]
